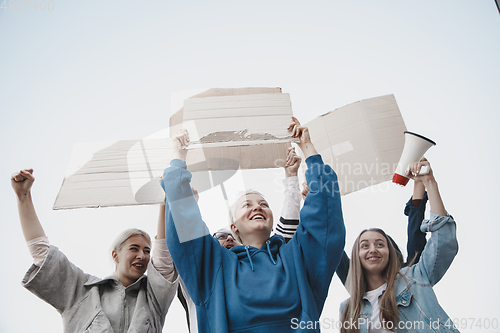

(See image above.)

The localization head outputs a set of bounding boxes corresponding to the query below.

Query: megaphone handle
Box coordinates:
[404,165,430,176]
[418,165,430,175]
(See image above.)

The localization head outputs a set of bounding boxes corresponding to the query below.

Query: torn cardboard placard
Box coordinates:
[53,91,406,209]
[170,88,293,172]
[304,94,406,195]
[54,87,292,209]
[182,93,297,148]
[53,138,173,209]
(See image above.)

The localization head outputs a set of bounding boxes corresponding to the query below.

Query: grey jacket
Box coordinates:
[22,245,178,333]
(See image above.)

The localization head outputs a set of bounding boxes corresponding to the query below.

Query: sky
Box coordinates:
[1,1,499,332]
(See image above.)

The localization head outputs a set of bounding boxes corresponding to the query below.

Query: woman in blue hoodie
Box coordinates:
[162,118,346,333]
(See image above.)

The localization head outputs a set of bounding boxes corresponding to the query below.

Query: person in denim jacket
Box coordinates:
[11,169,179,332]
[282,176,428,286]
[340,159,459,333]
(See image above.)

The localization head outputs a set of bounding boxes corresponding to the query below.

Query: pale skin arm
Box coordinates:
[11,169,46,242]
[412,158,427,200]
[284,146,301,178]
[288,117,318,159]
[412,180,426,200]
[407,159,447,217]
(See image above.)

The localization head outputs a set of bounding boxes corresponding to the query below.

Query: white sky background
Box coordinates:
[1,1,499,332]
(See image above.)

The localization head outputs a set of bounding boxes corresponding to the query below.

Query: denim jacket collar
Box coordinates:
[360,281,412,310]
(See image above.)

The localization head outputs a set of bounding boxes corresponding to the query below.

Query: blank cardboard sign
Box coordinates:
[54,88,293,209]
[170,87,295,172]
[53,92,406,209]
[304,94,406,195]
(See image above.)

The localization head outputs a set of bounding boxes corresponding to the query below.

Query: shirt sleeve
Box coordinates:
[151,237,176,281]
[21,245,95,313]
[145,255,179,318]
[27,235,49,267]
[276,176,301,243]
[404,212,458,286]
[161,159,223,306]
[287,154,346,309]
[403,192,428,266]
[335,251,350,286]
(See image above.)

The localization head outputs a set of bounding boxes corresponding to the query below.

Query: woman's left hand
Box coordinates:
[284,147,301,177]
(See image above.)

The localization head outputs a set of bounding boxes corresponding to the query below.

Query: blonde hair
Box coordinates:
[341,228,401,333]
[110,228,152,264]
[228,189,267,244]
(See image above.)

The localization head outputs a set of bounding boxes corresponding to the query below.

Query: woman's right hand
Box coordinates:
[172,129,190,161]
[407,158,435,185]
[288,117,312,146]
[287,117,317,159]
[11,169,35,198]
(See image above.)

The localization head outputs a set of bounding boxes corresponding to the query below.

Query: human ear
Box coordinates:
[112,250,119,263]
[230,224,238,235]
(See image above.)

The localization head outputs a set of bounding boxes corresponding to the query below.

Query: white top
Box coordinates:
[279,175,301,219]
[364,283,392,333]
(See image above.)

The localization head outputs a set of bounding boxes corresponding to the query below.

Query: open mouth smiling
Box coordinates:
[250,214,266,221]
[132,263,145,270]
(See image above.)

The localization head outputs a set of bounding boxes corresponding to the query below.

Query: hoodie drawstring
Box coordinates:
[245,246,254,271]
[244,242,277,271]
[266,241,277,265]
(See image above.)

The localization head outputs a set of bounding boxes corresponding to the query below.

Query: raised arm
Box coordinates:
[11,169,46,242]
[407,159,446,217]
[403,179,427,266]
[406,160,458,285]
[276,147,302,243]
[12,170,101,313]
[287,118,346,305]
[150,197,177,281]
[161,129,222,306]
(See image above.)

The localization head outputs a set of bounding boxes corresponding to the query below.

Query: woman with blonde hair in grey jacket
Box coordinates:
[11,168,179,332]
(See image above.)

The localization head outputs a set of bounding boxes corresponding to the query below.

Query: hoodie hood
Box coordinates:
[230,234,285,270]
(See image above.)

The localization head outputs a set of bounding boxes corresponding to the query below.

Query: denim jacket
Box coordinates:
[341,212,460,333]
[22,245,178,333]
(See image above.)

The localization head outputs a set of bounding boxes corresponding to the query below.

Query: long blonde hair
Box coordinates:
[340,228,401,333]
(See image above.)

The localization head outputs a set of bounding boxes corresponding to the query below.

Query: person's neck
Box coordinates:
[241,232,270,249]
[365,274,387,292]
[115,272,134,288]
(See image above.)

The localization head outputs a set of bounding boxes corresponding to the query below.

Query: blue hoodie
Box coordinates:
[162,154,345,333]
